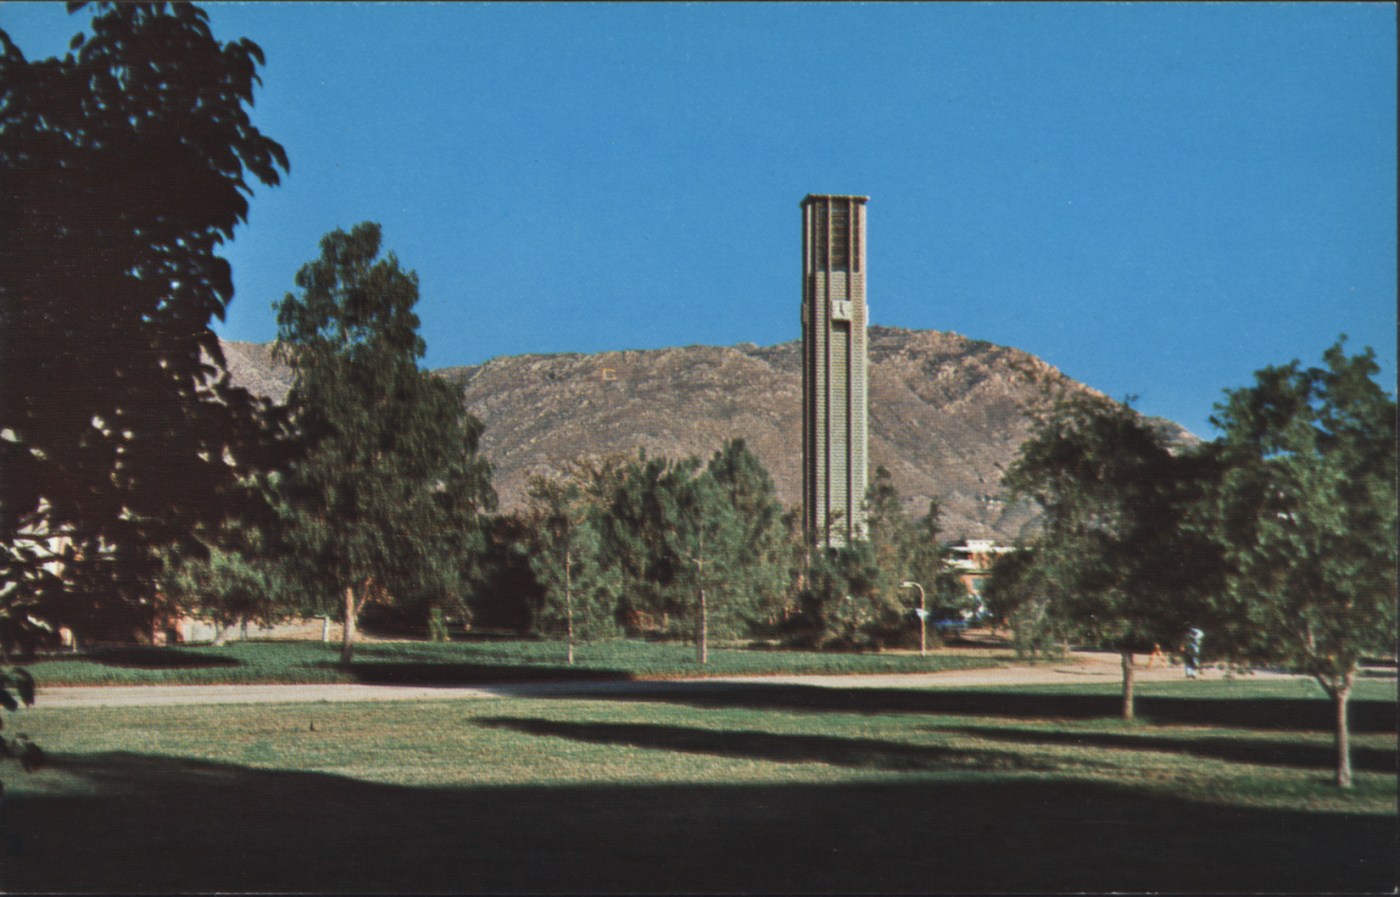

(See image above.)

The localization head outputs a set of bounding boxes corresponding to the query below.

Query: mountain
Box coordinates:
[221,340,293,401]
[222,326,1192,541]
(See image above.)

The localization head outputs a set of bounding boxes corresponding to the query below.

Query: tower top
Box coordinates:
[800,194,869,207]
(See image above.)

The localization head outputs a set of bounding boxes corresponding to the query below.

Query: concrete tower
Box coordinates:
[801,194,869,547]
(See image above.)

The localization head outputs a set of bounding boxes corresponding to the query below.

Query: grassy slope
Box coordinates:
[4,677,1395,893]
[23,639,1007,686]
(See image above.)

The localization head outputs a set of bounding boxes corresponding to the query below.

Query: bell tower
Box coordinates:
[801,194,869,547]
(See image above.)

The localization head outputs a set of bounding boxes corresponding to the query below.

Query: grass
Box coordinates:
[2,676,1394,893]
[21,637,1008,686]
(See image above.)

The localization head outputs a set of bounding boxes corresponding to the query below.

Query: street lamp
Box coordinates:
[901,581,927,657]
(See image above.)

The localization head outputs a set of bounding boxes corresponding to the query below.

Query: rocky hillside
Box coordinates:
[223,327,1190,541]
[221,340,293,401]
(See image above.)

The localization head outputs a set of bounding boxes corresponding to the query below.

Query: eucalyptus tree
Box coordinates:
[1209,340,1397,788]
[274,223,495,664]
[1,2,287,643]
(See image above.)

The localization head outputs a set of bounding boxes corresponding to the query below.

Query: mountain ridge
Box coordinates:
[222,326,1191,541]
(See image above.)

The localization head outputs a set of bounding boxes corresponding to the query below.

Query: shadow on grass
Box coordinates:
[342,661,634,686]
[5,751,1394,893]
[75,647,241,670]
[476,717,1055,773]
[578,682,1397,733]
[945,724,1398,774]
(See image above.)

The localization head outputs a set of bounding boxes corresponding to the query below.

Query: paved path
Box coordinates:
[33,652,1309,709]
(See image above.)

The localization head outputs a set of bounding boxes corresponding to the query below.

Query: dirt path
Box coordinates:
[33,651,1304,709]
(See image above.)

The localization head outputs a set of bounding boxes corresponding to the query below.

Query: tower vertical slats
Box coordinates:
[800,194,869,548]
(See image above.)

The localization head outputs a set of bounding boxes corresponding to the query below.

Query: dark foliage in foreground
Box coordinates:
[0,2,288,644]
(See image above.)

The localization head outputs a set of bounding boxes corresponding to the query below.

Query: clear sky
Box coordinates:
[5,2,1395,437]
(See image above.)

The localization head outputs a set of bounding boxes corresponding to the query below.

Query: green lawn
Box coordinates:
[22,638,1007,686]
[3,677,1394,893]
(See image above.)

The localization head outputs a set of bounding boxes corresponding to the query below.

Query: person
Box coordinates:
[1183,626,1204,679]
[1146,642,1166,670]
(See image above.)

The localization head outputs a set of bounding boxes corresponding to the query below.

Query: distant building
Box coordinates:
[948,539,1015,608]
[801,194,870,547]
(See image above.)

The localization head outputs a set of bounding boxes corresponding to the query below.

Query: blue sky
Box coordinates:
[5,2,1395,437]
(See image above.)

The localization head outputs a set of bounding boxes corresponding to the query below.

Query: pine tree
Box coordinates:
[706,440,790,634]
[664,465,742,664]
[601,453,683,634]
[525,474,621,664]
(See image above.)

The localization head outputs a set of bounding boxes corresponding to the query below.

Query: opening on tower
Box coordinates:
[830,202,850,270]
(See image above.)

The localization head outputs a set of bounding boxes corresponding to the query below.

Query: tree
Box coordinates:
[861,467,965,647]
[613,456,737,664]
[600,453,682,634]
[1002,392,1218,719]
[705,439,790,633]
[784,539,881,650]
[471,513,542,634]
[666,464,746,665]
[1209,340,1397,788]
[857,471,961,649]
[1,2,288,643]
[595,449,763,662]
[862,466,917,644]
[157,509,291,644]
[525,474,620,664]
[907,500,952,609]
[1,666,43,794]
[982,544,1067,661]
[274,223,495,664]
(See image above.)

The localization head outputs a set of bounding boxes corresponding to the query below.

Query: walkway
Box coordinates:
[33,651,1308,709]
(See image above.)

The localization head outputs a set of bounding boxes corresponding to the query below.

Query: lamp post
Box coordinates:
[901,581,927,657]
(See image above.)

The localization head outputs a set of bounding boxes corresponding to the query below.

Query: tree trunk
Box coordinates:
[1120,650,1136,721]
[564,548,574,666]
[698,586,708,665]
[340,584,357,666]
[211,623,231,647]
[1327,672,1355,789]
[321,615,331,643]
